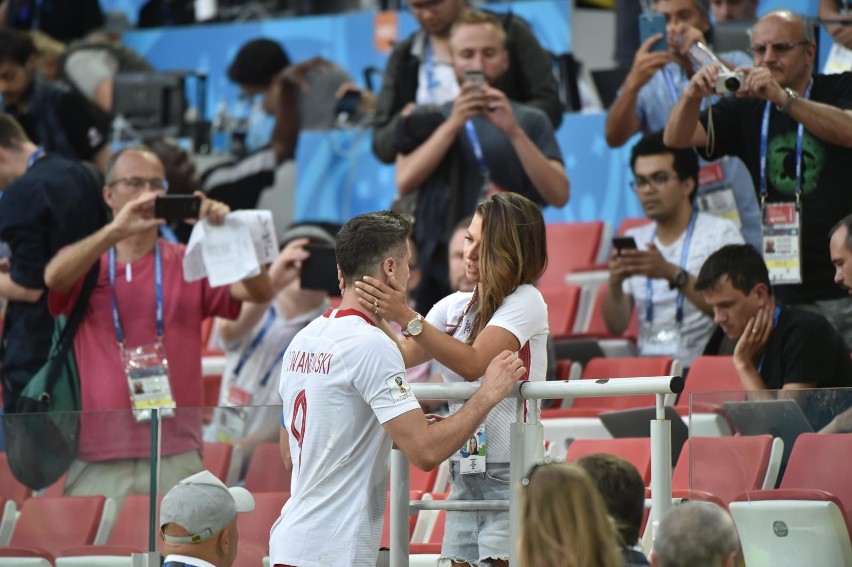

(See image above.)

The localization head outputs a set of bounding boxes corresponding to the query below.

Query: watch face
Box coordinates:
[408,317,424,336]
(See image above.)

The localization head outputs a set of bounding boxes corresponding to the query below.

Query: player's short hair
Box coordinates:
[336,211,412,287]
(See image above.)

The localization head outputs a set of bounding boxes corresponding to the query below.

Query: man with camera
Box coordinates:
[606,0,761,250]
[395,9,568,312]
[664,9,852,348]
[602,133,743,369]
[42,145,287,504]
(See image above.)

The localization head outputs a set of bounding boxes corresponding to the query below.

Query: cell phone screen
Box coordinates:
[300,245,341,296]
[612,236,638,252]
[638,13,667,53]
[154,195,201,222]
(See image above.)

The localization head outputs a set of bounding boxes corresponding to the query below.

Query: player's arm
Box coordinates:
[279,424,293,473]
[383,351,523,471]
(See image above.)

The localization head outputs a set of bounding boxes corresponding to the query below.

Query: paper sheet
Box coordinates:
[183,210,279,287]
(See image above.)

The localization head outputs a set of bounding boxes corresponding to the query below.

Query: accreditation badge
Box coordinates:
[641,322,681,357]
[762,203,802,285]
[123,341,175,422]
[459,423,486,475]
[697,162,741,228]
[214,386,252,443]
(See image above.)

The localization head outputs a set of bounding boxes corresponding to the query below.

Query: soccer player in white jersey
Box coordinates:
[271,211,524,567]
[356,193,550,566]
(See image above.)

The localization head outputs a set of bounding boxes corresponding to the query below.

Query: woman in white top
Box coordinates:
[355,192,549,566]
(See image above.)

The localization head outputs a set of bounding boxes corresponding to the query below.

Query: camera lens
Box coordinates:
[725,76,741,92]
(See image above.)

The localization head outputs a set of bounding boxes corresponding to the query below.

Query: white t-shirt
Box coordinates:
[270,308,421,567]
[426,284,549,463]
[623,212,744,366]
[207,301,327,442]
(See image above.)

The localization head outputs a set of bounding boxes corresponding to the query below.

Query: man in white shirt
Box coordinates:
[271,211,524,567]
[602,133,743,368]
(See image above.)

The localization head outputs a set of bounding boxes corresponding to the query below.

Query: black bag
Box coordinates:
[3,262,99,490]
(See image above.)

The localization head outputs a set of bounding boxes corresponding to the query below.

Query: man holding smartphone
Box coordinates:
[602,134,743,368]
[605,0,761,251]
[42,145,282,504]
[394,9,568,312]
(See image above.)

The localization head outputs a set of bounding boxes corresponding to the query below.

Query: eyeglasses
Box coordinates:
[108,176,170,193]
[748,40,811,58]
[629,172,678,192]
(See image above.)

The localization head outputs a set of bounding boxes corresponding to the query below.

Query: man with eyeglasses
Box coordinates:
[371,0,562,165]
[606,0,761,250]
[664,9,852,349]
[42,145,283,504]
[602,133,743,368]
[0,113,108,413]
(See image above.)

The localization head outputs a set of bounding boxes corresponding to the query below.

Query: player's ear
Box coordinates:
[382,256,396,280]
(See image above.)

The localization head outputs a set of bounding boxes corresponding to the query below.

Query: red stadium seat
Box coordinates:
[675,355,743,436]
[540,221,606,288]
[566,437,652,484]
[540,285,582,339]
[730,433,852,566]
[243,442,292,493]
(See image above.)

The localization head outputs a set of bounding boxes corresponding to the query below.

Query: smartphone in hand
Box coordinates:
[612,236,638,254]
[154,195,202,221]
[639,13,667,53]
[300,245,341,296]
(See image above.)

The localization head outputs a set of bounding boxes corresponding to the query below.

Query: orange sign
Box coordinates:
[374,11,398,54]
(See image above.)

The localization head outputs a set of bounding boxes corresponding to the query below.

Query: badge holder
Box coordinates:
[123,341,175,422]
[214,386,252,443]
[697,160,741,228]
[459,423,486,475]
[641,323,682,357]
[762,199,802,285]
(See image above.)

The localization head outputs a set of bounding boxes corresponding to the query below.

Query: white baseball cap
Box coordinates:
[160,470,255,544]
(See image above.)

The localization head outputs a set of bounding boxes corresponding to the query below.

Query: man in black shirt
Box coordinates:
[0,113,107,412]
[0,28,111,171]
[696,244,852,392]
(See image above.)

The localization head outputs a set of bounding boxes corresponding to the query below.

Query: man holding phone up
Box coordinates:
[605,0,761,250]
[43,145,285,504]
[602,134,743,368]
[395,9,568,312]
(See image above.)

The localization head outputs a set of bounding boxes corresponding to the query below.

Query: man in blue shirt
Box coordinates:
[605,0,761,250]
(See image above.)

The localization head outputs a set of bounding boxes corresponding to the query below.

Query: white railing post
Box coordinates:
[389,448,410,567]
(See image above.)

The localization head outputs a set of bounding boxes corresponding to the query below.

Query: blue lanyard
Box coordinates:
[645,210,698,324]
[232,307,276,378]
[259,342,292,387]
[27,147,44,169]
[424,36,436,102]
[757,306,782,374]
[759,80,812,204]
[108,241,164,345]
[464,120,490,179]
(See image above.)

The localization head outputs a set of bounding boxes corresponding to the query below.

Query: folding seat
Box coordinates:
[0,452,31,508]
[729,433,852,567]
[203,441,242,486]
[674,355,744,436]
[671,434,782,507]
[0,495,113,566]
[243,442,292,493]
[57,493,160,567]
[236,491,291,566]
[539,285,582,340]
[542,356,680,451]
[540,221,607,289]
[565,437,653,484]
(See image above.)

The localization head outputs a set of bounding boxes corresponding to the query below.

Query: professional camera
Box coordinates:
[715,70,745,94]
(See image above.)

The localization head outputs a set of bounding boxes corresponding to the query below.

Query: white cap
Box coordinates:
[160,470,255,544]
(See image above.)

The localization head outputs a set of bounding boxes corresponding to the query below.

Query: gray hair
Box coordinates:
[104,144,160,184]
[653,502,740,567]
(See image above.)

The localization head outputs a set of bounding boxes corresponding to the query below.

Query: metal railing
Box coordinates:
[388,375,684,565]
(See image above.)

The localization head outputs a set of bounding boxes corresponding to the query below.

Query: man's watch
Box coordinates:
[669,268,689,290]
[779,87,799,114]
[401,313,425,338]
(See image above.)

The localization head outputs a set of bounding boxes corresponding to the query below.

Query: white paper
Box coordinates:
[183,209,279,286]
